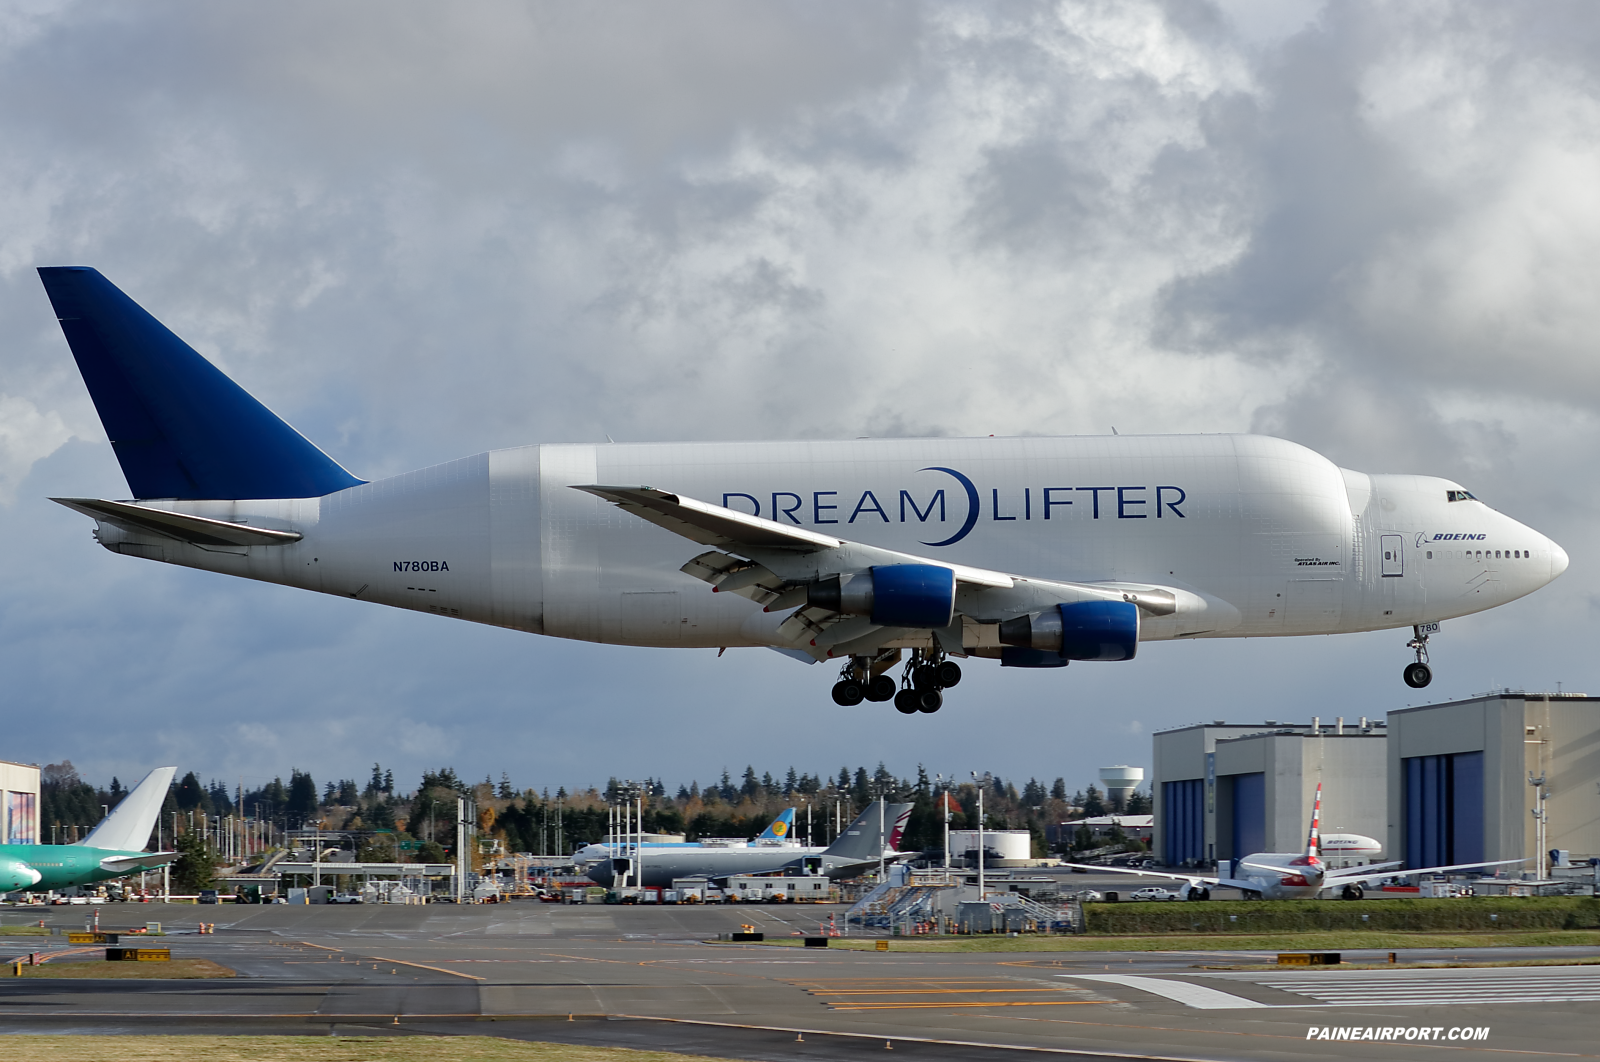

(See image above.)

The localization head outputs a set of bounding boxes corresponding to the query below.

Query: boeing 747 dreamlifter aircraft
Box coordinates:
[39,268,1568,713]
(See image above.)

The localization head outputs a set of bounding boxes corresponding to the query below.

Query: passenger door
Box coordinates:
[1380,534,1404,578]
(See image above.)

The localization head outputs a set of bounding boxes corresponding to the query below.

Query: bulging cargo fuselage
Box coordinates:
[92,434,1566,652]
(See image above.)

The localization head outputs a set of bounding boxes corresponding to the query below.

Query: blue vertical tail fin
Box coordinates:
[756,807,796,841]
[37,266,363,500]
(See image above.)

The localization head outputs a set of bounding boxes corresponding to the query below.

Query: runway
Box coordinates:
[1,903,1595,1061]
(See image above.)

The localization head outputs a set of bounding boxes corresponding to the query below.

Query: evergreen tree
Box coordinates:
[1126,790,1151,814]
[718,769,735,802]
[741,766,760,799]
[1050,778,1067,801]
[368,763,385,795]
[760,771,774,794]
[286,770,318,826]
[174,772,211,814]
[852,767,870,805]
[383,769,394,793]
[499,773,514,800]
[676,784,690,801]
[1082,785,1105,818]
[171,828,216,892]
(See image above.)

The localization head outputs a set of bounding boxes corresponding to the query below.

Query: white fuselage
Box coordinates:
[1230,852,1331,900]
[93,434,1566,653]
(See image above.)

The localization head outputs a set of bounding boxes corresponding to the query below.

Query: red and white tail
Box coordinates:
[1305,782,1322,858]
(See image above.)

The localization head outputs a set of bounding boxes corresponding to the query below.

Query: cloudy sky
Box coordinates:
[3,0,1598,799]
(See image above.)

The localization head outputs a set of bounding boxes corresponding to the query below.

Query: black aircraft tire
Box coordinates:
[917,689,944,714]
[865,675,898,702]
[912,664,938,689]
[832,680,865,707]
[935,661,963,687]
[894,689,920,714]
[1403,662,1433,689]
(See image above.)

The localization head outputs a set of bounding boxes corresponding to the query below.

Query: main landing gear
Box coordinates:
[833,648,959,714]
[1341,884,1365,901]
[1403,624,1433,689]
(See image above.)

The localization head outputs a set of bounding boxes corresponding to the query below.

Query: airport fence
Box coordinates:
[1082,896,1600,935]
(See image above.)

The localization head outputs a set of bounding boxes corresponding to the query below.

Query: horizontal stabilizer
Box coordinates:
[79,766,176,853]
[52,498,302,547]
[99,851,178,874]
[37,266,363,500]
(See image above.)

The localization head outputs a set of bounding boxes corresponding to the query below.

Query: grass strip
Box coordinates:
[0,925,51,936]
[0,1037,736,1062]
[6,958,235,979]
[752,929,1600,952]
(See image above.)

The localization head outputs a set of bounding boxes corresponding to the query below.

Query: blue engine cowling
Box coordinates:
[806,564,955,629]
[998,600,1139,664]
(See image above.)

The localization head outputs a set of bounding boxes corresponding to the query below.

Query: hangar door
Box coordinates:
[1230,773,1266,863]
[1404,752,1484,868]
[1162,779,1204,866]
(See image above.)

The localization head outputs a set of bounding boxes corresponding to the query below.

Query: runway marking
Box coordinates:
[809,987,1088,994]
[826,1001,1113,1010]
[1253,969,1600,1006]
[367,955,485,981]
[1069,974,1273,1010]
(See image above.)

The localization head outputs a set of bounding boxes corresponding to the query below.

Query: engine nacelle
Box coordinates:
[0,859,41,892]
[807,564,956,628]
[997,600,1139,661]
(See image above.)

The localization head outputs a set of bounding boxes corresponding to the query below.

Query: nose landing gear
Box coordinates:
[1403,624,1434,688]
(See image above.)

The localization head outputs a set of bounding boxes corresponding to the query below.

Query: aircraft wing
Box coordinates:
[53,498,302,547]
[1323,858,1527,887]
[1061,862,1258,892]
[98,851,179,874]
[574,484,1198,656]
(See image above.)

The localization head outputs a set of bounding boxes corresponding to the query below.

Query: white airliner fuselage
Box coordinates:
[40,267,1568,707]
[90,436,1564,649]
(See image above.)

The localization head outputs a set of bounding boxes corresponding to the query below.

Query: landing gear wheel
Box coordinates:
[1242,889,1262,901]
[916,689,943,714]
[1341,884,1364,901]
[1191,887,1211,901]
[864,675,897,702]
[935,661,963,688]
[912,664,938,689]
[893,689,920,714]
[1403,661,1433,689]
[831,680,864,706]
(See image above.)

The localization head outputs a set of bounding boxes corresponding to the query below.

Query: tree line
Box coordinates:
[38,758,1150,869]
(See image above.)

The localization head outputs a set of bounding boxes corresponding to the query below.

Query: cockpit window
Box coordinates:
[1446,490,1477,502]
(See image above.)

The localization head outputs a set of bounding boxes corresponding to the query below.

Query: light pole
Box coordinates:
[971,772,989,899]
[936,774,950,872]
[1529,771,1550,879]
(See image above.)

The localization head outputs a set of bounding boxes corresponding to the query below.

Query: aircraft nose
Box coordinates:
[1550,538,1570,580]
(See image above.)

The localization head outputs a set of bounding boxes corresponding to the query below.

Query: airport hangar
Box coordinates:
[1151,690,1600,872]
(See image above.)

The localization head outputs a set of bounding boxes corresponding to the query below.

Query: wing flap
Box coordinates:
[54,498,302,547]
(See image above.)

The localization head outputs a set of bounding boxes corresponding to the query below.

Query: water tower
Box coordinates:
[1098,765,1145,809]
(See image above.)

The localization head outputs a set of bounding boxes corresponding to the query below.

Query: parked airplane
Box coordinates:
[0,766,178,894]
[39,268,1569,712]
[572,807,799,869]
[1068,784,1520,900]
[581,801,913,888]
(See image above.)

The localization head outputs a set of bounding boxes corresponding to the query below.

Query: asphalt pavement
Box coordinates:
[0,901,1594,1061]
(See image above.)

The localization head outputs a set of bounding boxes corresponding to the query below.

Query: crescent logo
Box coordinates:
[918,466,980,547]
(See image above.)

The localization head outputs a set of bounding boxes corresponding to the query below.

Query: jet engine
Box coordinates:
[808,564,956,628]
[997,600,1139,661]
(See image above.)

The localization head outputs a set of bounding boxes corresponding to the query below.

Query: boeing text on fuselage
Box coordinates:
[37,268,1570,713]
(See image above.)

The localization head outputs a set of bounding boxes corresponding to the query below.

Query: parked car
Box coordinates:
[1129,886,1181,901]
[330,894,364,904]
[197,890,219,905]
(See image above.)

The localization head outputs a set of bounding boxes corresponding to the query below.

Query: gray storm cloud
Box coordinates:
[1,0,1597,789]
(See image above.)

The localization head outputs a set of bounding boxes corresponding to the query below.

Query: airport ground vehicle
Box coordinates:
[1129,887,1180,901]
